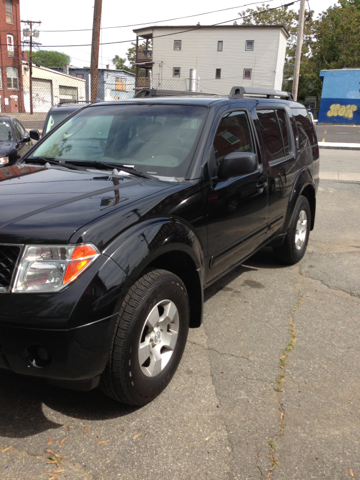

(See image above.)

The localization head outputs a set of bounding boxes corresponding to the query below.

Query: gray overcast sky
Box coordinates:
[20,0,339,69]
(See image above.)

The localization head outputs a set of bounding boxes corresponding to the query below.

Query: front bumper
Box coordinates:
[0,253,128,390]
[0,313,118,389]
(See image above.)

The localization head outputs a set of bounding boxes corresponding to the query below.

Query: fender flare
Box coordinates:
[281,168,316,234]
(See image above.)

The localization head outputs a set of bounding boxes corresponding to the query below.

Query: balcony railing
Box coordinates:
[136,50,153,63]
[135,77,150,89]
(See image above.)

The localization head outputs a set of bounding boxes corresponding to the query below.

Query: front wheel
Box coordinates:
[273,195,311,265]
[100,269,190,405]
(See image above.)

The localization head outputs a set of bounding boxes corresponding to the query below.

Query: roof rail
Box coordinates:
[56,100,95,106]
[134,88,217,98]
[229,86,293,100]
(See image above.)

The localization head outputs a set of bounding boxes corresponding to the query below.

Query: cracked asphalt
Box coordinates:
[1,149,359,480]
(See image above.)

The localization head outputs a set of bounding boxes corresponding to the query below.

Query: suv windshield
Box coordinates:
[32,104,208,178]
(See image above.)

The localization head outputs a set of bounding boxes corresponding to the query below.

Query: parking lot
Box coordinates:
[0,148,359,480]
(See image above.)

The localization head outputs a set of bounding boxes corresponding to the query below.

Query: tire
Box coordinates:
[100,269,190,405]
[273,195,311,265]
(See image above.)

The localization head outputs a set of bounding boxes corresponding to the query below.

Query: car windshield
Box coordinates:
[0,121,13,141]
[45,112,76,133]
[32,104,208,178]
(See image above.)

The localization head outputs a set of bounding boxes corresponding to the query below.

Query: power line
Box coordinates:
[15,1,299,49]
[39,0,277,33]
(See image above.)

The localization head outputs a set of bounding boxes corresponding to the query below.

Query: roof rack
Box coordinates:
[134,88,217,98]
[56,100,95,106]
[229,86,293,100]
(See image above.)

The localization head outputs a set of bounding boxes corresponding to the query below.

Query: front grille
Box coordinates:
[0,245,21,292]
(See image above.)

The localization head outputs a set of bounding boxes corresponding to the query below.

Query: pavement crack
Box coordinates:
[187,340,253,363]
[255,443,265,480]
[267,282,305,479]
[188,341,272,384]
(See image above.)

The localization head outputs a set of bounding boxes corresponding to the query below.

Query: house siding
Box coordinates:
[147,26,288,94]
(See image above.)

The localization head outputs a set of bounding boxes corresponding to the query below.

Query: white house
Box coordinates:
[22,63,86,112]
[133,25,290,95]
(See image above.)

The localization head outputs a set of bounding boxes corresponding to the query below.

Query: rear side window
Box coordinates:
[257,110,284,162]
[276,109,290,156]
[292,108,316,147]
[213,111,254,167]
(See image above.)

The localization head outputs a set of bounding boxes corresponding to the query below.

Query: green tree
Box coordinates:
[113,40,152,77]
[112,55,133,72]
[237,4,316,97]
[29,50,71,68]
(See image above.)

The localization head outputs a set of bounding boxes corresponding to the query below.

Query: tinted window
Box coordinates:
[213,111,254,167]
[292,108,316,147]
[257,110,284,161]
[276,109,290,155]
[13,120,22,140]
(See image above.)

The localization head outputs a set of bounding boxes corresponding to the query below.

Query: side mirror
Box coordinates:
[21,134,30,143]
[217,152,258,179]
[29,129,40,141]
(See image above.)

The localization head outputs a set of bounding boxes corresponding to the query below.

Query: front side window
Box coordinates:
[7,34,14,57]
[174,40,181,51]
[30,104,209,179]
[6,66,18,90]
[217,41,223,52]
[213,111,254,168]
[13,120,24,140]
[173,67,181,78]
[215,69,221,79]
[243,69,252,80]
[5,0,13,24]
[257,109,284,162]
[246,40,254,51]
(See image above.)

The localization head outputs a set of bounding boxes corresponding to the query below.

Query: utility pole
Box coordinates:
[22,20,41,114]
[90,0,102,102]
[292,0,306,101]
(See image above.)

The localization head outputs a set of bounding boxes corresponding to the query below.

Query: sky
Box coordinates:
[20,0,339,69]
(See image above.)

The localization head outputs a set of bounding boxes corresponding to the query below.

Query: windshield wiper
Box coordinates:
[24,157,80,170]
[64,160,152,179]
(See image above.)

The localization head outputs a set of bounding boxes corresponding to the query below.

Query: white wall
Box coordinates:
[151,27,288,94]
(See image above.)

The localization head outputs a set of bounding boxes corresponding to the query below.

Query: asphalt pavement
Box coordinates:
[0,149,359,480]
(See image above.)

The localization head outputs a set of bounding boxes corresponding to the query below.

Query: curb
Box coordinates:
[319,142,360,150]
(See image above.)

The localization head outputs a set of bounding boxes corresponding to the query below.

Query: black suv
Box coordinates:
[0,87,319,405]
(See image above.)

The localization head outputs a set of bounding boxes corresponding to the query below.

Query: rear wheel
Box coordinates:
[273,195,311,265]
[100,269,189,405]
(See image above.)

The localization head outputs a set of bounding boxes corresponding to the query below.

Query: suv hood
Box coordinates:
[0,165,174,244]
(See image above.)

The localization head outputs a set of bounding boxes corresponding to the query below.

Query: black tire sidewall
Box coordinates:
[124,272,189,403]
[288,196,311,263]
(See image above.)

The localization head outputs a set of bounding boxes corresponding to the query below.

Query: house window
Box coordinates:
[215,69,221,79]
[173,67,181,78]
[217,41,223,52]
[0,68,2,89]
[5,0,13,24]
[115,76,126,91]
[243,68,252,80]
[7,34,14,57]
[246,40,254,51]
[6,66,18,89]
[174,40,182,51]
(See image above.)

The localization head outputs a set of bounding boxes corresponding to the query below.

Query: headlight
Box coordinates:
[13,244,100,293]
[0,157,9,165]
